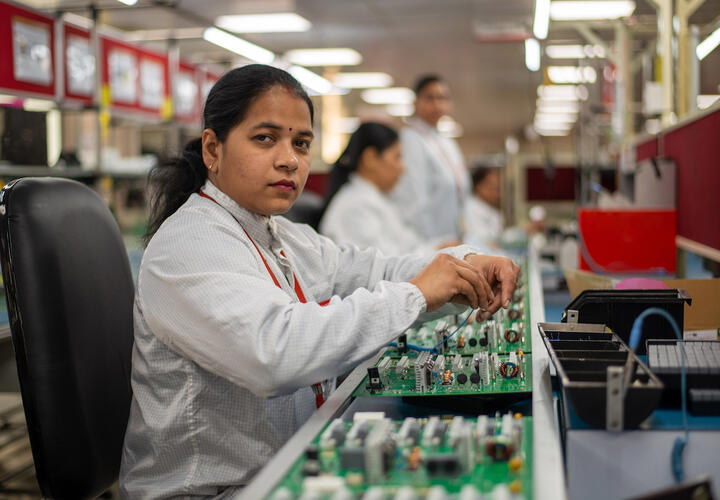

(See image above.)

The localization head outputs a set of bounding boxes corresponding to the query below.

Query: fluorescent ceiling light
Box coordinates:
[127,28,205,41]
[696,26,720,60]
[116,0,137,5]
[533,0,551,39]
[362,87,415,105]
[332,72,393,88]
[288,65,334,95]
[525,38,541,72]
[535,112,577,123]
[547,66,597,83]
[215,13,311,33]
[285,48,362,67]
[550,1,635,20]
[536,129,570,136]
[536,100,580,113]
[546,44,605,59]
[534,121,573,130]
[386,103,414,117]
[537,84,588,101]
[203,27,275,64]
[697,94,720,109]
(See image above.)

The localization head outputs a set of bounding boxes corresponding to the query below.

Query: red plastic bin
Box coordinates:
[578,209,676,274]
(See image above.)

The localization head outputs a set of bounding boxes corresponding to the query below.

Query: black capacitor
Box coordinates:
[305,445,319,461]
[479,336,488,347]
[470,373,481,384]
[456,373,468,385]
[468,338,478,347]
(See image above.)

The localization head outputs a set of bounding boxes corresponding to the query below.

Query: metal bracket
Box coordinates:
[567,309,579,324]
[606,365,624,431]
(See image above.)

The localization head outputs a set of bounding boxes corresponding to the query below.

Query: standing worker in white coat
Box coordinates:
[392,74,470,241]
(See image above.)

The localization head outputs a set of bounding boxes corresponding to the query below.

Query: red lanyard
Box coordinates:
[198,189,327,407]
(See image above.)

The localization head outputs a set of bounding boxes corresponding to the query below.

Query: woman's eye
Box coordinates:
[254,134,274,143]
[294,139,311,151]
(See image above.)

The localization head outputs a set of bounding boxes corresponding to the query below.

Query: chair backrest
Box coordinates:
[0,177,135,499]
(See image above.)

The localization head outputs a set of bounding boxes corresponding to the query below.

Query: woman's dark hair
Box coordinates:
[413,74,443,95]
[322,122,399,211]
[144,64,314,245]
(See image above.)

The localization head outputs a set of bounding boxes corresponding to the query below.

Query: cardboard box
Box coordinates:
[563,268,720,339]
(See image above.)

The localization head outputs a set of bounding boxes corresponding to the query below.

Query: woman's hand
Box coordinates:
[463,254,521,321]
[410,254,494,312]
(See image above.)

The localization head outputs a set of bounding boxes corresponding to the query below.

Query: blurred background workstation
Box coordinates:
[0,0,718,498]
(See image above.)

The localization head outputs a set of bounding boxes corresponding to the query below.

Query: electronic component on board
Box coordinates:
[320,419,346,449]
[458,485,483,500]
[346,421,370,446]
[396,417,420,446]
[363,487,385,500]
[426,485,450,500]
[397,333,408,353]
[365,418,394,483]
[394,486,419,500]
[395,355,410,376]
[426,454,461,477]
[422,416,447,447]
[457,335,465,349]
[456,373,468,384]
[414,351,430,392]
[451,354,463,372]
[449,417,474,473]
[377,357,392,377]
[504,329,520,343]
[366,367,384,392]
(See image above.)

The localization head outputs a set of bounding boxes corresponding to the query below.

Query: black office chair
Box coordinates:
[0,177,135,498]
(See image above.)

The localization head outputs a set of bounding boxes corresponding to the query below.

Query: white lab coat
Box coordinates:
[320,174,438,256]
[121,179,478,498]
[391,117,470,240]
[464,196,504,247]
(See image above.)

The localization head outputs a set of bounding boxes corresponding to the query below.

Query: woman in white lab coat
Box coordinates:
[320,122,459,255]
[120,66,518,498]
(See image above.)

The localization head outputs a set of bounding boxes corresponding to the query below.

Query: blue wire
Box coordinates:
[629,307,688,483]
[388,309,475,354]
[432,309,474,352]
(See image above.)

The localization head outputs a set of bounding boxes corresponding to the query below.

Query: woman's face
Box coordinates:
[372,142,405,192]
[203,85,313,216]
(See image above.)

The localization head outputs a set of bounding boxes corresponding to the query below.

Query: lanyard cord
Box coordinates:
[198,189,326,407]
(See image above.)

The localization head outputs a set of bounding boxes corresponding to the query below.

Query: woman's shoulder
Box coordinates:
[145,195,248,257]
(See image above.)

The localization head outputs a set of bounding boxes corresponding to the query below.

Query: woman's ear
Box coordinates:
[358,146,379,173]
[202,129,220,174]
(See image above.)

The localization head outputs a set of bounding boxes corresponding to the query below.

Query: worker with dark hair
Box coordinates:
[391,74,470,241]
[119,64,520,498]
[465,165,504,247]
[320,122,459,255]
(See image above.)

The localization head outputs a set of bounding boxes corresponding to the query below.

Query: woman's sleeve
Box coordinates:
[138,213,428,399]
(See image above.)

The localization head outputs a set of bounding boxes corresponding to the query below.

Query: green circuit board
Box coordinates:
[268,413,532,500]
[352,262,531,398]
[352,351,532,398]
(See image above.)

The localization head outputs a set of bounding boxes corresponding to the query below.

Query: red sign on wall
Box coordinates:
[0,1,55,98]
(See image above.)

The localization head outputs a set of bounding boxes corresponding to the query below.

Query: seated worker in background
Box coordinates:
[119,64,520,499]
[391,74,470,241]
[464,166,503,248]
[320,122,460,255]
